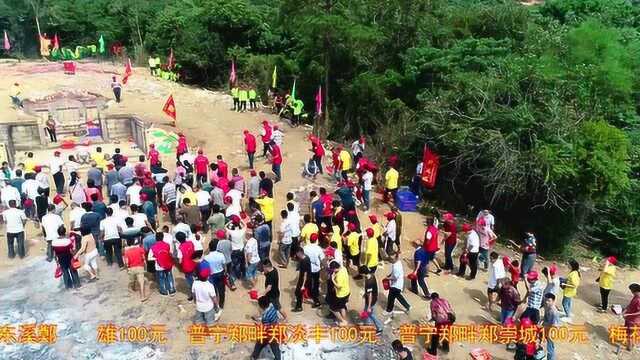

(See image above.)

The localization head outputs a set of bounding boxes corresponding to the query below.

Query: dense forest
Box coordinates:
[2,0,640,263]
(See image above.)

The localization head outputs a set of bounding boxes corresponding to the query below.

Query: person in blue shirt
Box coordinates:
[80,202,103,255]
[91,193,107,220]
[204,240,227,309]
[410,243,430,298]
[253,214,272,264]
[335,184,355,212]
[310,191,324,226]
[141,193,157,229]
[251,295,283,360]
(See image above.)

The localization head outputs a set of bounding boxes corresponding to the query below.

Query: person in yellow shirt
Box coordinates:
[598,256,617,313]
[238,87,248,113]
[364,227,379,273]
[255,193,275,238]
[330,224,343,252]
[91,147,108,171]
[343,223,361,271]
[330,261,350,326]
[23,152,37,175]
[339,147,352,181]
[369,214,385,260]
[300,214,319,245]
[384,166,399,203]
[561,259,581,319]
[248,88,257,111]
[231,86,239,111]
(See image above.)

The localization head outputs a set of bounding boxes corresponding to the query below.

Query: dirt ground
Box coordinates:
[0,60,638,360]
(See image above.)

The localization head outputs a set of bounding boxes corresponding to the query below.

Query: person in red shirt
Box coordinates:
[176,133,188,159]
[243,129,257,169]
[422,217,442,275]
[150,232,176,296]
[441,213,457,272]
[269,142,282,182]
[318,187,333,227]
[331,146,341,181]
[123,238,148,302]
[134,155,148,183]
[260,120,273,157]
[310,135,325,175]
[193,149,209,186]
[623,283,640,351]
[216,155,228,179]
[176,232,197,301]
[148,144,160,167]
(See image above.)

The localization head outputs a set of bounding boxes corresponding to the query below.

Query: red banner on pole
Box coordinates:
[421,145,440,188]
[122,58,132,84]
[163,94,177,126]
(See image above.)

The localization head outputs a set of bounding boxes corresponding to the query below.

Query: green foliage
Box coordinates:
[4,0,640,262]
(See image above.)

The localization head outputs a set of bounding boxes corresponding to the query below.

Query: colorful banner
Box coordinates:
[122,58,132,84]
[272,65,277,89]
[421,145,440,188]
[163,94,177,125]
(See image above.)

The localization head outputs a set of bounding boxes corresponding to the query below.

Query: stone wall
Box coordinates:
[104,117,133,139]
[11,124,41,150]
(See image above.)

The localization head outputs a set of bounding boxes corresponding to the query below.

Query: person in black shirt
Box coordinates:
[360,266,383,334]
[391,339,413,360]
[80,202,103,255]
[258,171,274,198]
[292,248,311,312]
[261,260,286,318]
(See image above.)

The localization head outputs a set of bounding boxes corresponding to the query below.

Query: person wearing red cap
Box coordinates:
[382,212,397,257]
[310,136,325,175]
[149,232,177,296]
[456,223,479,280]
[148,144,160,167]
[441,213,457,272]
[268,141,283,182]
[521,270,544,324]
[176,133,188,159]
[598,256,618,312]
[361,165,373,211]
[243,130,257,169]
[303,231,324,308]
[542,264,559,299]
[344,222,361,271]
[192,262,221,325]
[422,217,443,275]
[338,145,352,182]
[193,150,209,186]
[363,227,379,275]
[260,121,273,158]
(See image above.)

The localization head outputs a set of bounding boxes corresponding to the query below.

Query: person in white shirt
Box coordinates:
[41,205,64,262]
[457,224,480,280]
[225,186,243,218]
[487,251,506,312]
[127,182,143,206]
[271,126,284,146]
[100,207,126,267]
[303,234,325,307]
[244,233,260,287]
[192,271,221,325]
[49,151,65,195]
[1,180,21,207]
[173,217,192,239]
[384,251,411,321]
[21,175,40,200]
[351,136,365,165]
[286,202,301,257]
[476,209,495,231]
[225,219,246,283]
[130,204,150,230]
[278,210,294,267]
[34,166,50,197]
[361,168,374,211]
[2,200,27,258]
[69,202,86,231]
[195,186,211,223]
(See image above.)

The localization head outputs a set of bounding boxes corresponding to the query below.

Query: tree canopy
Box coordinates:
[2,0,639,262]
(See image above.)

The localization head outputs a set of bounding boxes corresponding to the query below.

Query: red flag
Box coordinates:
[229,60,236,85]
[421,145,440,188]
[315,85,323,115]
[122,58,132,84]
[163,94,177,125]
[53,34,60,50]
[167,48,175,70]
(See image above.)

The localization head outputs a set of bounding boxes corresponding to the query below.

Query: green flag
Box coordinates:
[291,79,296,100]
[98,35,105,54]
[272,65,277,89]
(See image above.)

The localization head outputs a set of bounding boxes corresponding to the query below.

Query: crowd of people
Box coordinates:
[1,119,640,359]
